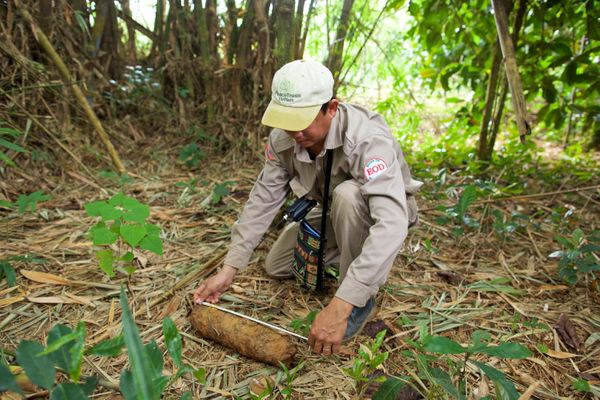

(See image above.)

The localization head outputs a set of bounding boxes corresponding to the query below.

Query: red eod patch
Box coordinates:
[364,158,388,180]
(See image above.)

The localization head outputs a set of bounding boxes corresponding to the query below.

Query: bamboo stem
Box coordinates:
[14,0,126,174]
[491,0,531,143]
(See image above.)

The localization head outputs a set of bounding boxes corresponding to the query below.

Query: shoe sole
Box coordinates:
[342,303,378,342]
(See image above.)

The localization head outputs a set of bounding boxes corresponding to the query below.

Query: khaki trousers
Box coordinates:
[265,180,379,282]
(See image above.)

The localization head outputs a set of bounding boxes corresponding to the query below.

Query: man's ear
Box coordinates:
[327,99,339,118]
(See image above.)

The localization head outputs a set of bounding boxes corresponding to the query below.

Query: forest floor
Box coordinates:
[0,132,599,399]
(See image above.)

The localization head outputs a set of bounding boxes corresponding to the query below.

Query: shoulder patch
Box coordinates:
[265,143,276,161]
[364,158,388,180]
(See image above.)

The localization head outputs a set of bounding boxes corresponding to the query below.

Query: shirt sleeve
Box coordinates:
[224,138,290,269]
[335,133,410,307]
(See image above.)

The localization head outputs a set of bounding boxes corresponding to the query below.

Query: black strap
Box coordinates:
[316,149,334,292]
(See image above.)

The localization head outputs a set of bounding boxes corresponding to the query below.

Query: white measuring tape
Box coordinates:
[201,301,308,341]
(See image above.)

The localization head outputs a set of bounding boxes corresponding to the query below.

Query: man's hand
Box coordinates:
[193,265,237,304]
[308,297,354,355]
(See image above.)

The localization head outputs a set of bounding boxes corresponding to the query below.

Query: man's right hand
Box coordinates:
[193,265,238,304]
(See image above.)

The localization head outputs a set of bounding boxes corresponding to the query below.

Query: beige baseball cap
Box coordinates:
[261,60,334,131]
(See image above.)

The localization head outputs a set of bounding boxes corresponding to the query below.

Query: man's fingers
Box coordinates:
[332,342,341,354]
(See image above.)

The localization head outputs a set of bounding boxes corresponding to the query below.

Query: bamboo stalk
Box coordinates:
[491,0,531,143]
[14,0,126,174]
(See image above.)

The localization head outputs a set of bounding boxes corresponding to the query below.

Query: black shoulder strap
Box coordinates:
[316,149,334,292]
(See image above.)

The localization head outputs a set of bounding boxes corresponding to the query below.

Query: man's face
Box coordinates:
[285,100,339,155]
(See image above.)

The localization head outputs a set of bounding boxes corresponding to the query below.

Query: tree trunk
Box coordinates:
[292,0,306,60]
[90,0,122,79]
[225,0,239,64]
[326,0,354,89]
[120,0,137,64]
[491,0,530,142]
[151,0,167,59]
[272,0,295,69]
[477,42,502,162]
[478,0,527,161]
[194,0,215,124]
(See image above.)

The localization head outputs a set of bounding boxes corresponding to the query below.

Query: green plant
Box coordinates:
[1,191,52,214]
[376,329,532,399]
[211,181,236,204]
[178,143,206,168]
[1,288,204,398]
[344,330,389,398]
[0,260,16,287]
[118,287,205,400]
[549,229,600,285]
[175,178,199,194]
[99,171,133,187]
[0,322,97,397]
[85,193,163,277]
[435,185,479,236]
[276,361,305,398]
[289,311,317,337]
[0,121,27,168]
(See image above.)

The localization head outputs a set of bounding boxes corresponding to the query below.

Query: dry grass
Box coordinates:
[1,133,599,399]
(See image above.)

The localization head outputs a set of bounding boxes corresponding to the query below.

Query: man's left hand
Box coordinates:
[308,297,354,355]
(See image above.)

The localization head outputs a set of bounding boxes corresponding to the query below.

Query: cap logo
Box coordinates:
[274,79,302,105]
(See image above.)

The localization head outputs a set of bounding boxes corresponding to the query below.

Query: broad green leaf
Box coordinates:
[456,185,477,219]
[472,361,519,400]
[468,330,491,353]
[0,199,13,208]
[85,201,122,221]
[41,329,78,356]
[0,260,17,286]
[50,382,88,400]
[0,362,22,394]
[16,191,50,214]
[16,340,56,390]
[120,252,135,262]
[139,234,163,255]
[193,368,206,384]
[120,287,158,400]
[163,317,183,367]
[573,378,591,392]
[69,322,86,382]
[108,192,127,207]
[430,368,463,399]
[47,324,73,371]
[87,334,125,356]
[119,369,136,400]
[96,249,115,277]
[478,342,532,359]
[422,335,466,354]
[180,391,193,400]
[91,224,118,246]
[145,340,164,377]
[373,376,405,400]
[122,203,150,224]
[120,224,147,247]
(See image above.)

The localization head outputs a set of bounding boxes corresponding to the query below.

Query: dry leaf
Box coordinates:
[0,296,25,308]
[545,349,578,359]
[537,284,569,292]
[20,270,73,286]
[27,295,90,305]
[158,294,182,319]
[518,381,541,400]
[554,314,581,351]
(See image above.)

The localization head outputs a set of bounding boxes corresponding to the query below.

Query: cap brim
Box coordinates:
[261,101,321,131]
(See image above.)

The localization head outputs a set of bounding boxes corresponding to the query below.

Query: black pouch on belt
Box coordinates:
[291,149,333,292]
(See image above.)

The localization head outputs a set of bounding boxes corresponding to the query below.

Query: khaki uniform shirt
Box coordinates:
[224,103,422,304]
